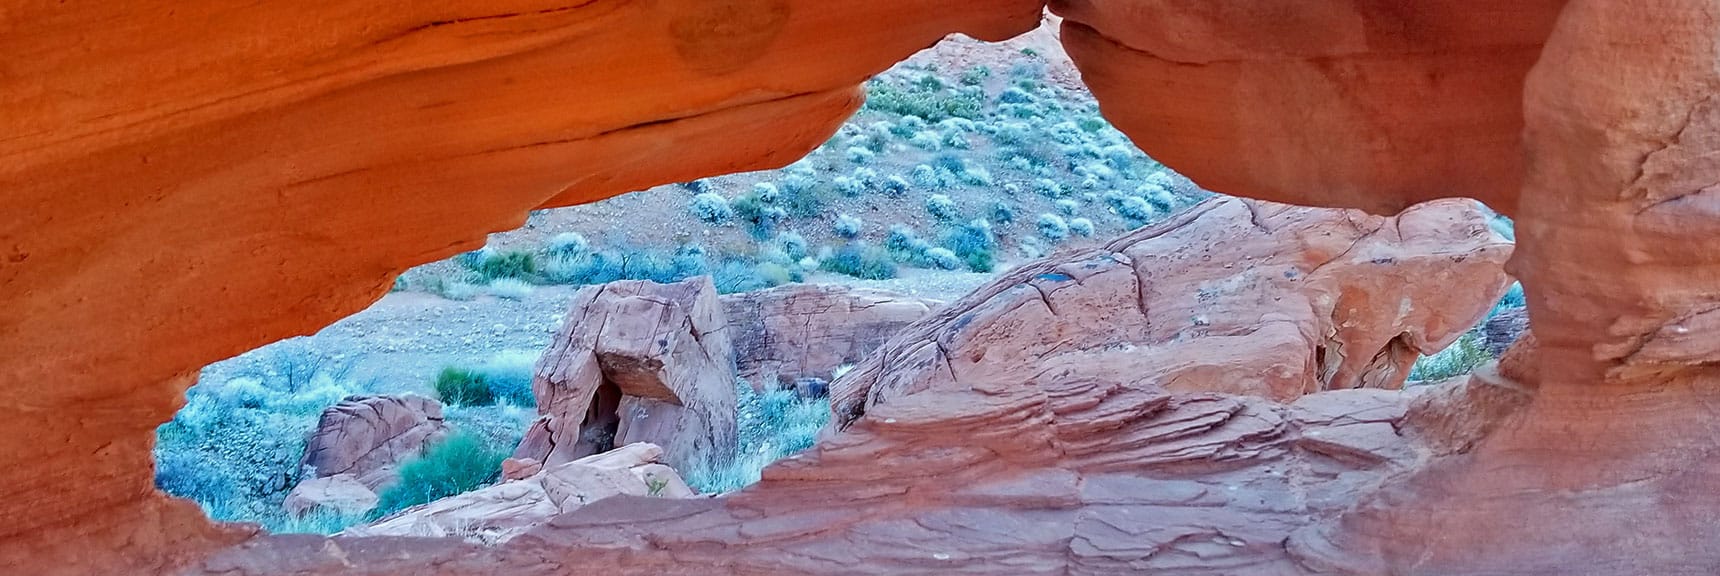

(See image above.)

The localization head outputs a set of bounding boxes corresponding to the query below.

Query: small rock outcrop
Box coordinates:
[345,443,690,544]
[295,395,448,495]
[280,474,378,518]
[834,196,1515,413]
[720,284,939,389]
[513,277,738,476]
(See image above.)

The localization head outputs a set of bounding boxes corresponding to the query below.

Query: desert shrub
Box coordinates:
[776,232,809,261]
[690,193,733,223]
[956,166,993,186]
[372,433,509,519]
[960,65,992,86]
[1033,178,1066,198]
[997,87,1035,105]
[243,340,354,395]
[776,178,828,218]
[1115,195,1156,222]
[833,176,865,197]
[753,182,781,204]
[1055,199,1080,216]
[486,278,534,301]
[911,164,950,189]
[1069,218,1095,237]
[834,214,864,239]
[942,219,997,273]
[880,175,911,197]
[992,122,1033,147]
[1409,332,1492,382]
[546,232,588,255]
[154,448,237,505]
[821,243,897,280]
[845,146,876,165]
[711,259,778,294]
[923,247,963,270]
[464,250,536,282]
[541,250,624,285]
[678,179,713,194]
[474,351,537,407]
[943,131,971,150]
[925,194,959,221]
[435,367,496,407]
[685,380,831,494]
[909,130,943,151]
[863,79,983,121]
[990,201,1017,226]
[1037,213,1069,240]
[155,356,361,523]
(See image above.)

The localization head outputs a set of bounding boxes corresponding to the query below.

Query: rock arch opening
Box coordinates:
[9,1,1720,575]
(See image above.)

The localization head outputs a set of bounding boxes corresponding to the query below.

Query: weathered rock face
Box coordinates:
[345,443,692,545]
[833,196,1513,412]
[296,395,448,493]
[0,2,1043,572]
[720,284,939,389]
[1053,0,1568,214]
[514,277,737,476]
[281,475,379,519]
[7,1,1720,575]
[174,198,1515,575]
[1288,2,1720,573]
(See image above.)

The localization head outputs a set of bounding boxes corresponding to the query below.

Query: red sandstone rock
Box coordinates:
[516,277,737,476]
[833,196,1513,410]
[1052,0,1566,214]
[174,198,1518,575]
[5,1,1717,575]
[280,474,379,519]
[0,1,1044,572]
[720,284,939,389]
[1289,3,1720,573]
[344,443,690,544]
[296,395,448,493]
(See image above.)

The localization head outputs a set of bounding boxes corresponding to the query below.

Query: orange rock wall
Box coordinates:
[7,0,1719,574]
[0,2,1043,573]
[1054,0,1567,213]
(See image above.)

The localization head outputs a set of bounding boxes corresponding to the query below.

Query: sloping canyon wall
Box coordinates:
[4,0,1720,574]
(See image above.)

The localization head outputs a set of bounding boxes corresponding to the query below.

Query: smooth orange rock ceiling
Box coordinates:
[6,0,1719,574]
[0,1,1043,573]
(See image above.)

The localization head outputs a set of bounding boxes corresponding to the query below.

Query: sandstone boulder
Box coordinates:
[280,474,378,518]
[296,394,448,493]
[345,443,691,544]
[516,277,738,475]
[834,196,1514,412]
[720,284,938,389]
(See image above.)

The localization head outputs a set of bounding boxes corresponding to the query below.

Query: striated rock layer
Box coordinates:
[181,198,1519,575]
[6,0,1720,574]
[0,1,1043,573]
[833,196,1513,412]
[721,284,940,389]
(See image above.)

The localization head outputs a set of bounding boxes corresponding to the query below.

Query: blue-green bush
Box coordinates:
[371,433,509,519]
[820,243,897,280]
